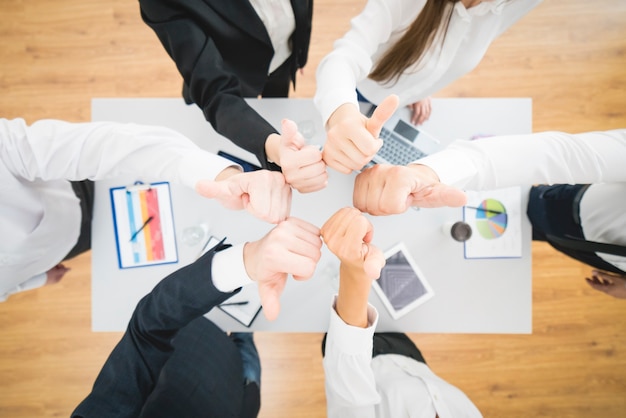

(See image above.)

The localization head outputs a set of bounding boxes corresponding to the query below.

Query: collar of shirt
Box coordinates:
[248,0,296,74]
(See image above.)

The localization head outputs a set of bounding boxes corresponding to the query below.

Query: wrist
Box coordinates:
[265,133,281,166]
[242,241,259,282]
[214,166,243,181]
[327,103,360,129]
[407,163,441,184]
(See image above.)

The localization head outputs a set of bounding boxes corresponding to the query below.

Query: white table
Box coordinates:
[91,97,533,333]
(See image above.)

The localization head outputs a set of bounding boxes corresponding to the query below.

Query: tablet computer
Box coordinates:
[372,242,435,319]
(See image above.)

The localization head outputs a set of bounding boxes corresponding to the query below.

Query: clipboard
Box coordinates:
[218,285,263,328]
[110,181,178,269]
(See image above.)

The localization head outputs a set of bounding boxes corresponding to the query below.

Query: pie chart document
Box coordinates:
[463,187,523,259]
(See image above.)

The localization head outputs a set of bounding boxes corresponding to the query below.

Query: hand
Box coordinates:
[585,269,626,299]
[353,163,467,215]
[323,95,399,174]
[195,170,291,224]
[321,207,385,328]
[321,207,385,281]
[278,119,328,193]
[243,217,322,320]
[408,97,432,125]
[45,264,70,286]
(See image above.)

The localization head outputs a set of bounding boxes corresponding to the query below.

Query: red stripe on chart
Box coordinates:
[145,188,165,260]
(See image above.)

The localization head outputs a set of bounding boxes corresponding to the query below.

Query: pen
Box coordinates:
[465,206,507,216]
[129,216,154,242]
[219,301,249,306]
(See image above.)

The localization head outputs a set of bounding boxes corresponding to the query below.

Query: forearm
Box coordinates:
[208,95,279,170]
[1,118,235,186]
[417,129,626,190]
[139,0,280,169]
[73,246,237,416]
[335,265,373,328]
[324,297,380,418]
[313,0,396,125]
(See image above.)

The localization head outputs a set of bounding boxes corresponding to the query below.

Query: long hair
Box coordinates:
[369,0,460,84]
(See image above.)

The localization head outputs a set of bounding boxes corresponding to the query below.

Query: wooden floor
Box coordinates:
[1,0,625,416]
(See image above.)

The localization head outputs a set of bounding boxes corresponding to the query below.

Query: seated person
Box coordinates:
[0,117,293,302]
[321,207,482,417]
[352,129,626,298]
[72,216,322,417]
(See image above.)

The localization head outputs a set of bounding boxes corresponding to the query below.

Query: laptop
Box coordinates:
[362,103,442,168]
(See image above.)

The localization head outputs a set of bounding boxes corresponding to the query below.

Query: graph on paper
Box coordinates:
[463,187,522,259]
[110,182,178,269]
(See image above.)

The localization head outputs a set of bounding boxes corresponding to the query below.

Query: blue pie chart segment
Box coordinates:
[475,199,507,239]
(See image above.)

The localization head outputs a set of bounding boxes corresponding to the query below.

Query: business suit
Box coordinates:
[72,242,260,418]
[139,0,313,169]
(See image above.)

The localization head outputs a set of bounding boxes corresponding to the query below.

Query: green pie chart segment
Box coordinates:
[475,199,507,239]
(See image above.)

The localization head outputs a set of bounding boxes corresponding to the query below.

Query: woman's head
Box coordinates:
[369,0,461,84]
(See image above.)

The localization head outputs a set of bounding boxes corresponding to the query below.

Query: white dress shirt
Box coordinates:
[314,0,543,125]
[249,0,296,74]
[417,129,626,272]
[324,297,482,418]
[0,118,236,301]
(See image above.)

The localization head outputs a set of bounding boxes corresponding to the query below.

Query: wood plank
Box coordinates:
[0,0,625,416]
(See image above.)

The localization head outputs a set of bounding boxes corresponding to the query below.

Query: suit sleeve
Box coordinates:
[139,0,279,170]
[71,242,238,418]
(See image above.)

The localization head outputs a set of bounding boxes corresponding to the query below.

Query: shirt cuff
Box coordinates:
[3,273,49,301]
[178,150,242,190]
[412,147,478,188]
[211,243,254,292]
[328,295,379,356]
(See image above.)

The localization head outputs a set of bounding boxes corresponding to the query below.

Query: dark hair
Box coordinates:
[369,0,460,84]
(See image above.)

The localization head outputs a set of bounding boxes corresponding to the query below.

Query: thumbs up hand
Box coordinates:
[196,168,292,224]
[278,119,328,193]
[323,95,399,174]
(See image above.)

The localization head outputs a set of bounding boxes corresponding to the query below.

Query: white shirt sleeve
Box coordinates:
[314,0,402,125]
[416,129,626,190]
[0,118,238,189]
[211,243,255,292]
[324,296,381,418]
[0,272,47,302]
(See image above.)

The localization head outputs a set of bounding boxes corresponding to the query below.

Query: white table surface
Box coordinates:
[91,97,533,333]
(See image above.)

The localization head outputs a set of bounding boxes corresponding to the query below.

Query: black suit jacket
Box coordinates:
[72,243,258,417]
[139,0,313,169]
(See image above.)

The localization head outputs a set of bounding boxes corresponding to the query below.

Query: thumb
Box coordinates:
[438,185,468,207]
[280,119,305,151]
[195,179,229,199]
[258,283,281,321]
[363,245,386,279]
[366,94,399,137]
[196,178,249,209]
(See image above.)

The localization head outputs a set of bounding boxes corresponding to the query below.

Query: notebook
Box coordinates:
[364,104,442,167]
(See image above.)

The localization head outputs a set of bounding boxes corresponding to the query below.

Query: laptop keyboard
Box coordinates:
[378,127,426,165]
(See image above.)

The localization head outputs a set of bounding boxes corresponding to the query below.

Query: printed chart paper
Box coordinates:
[463,186,522,259]
[110,182,178,268]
